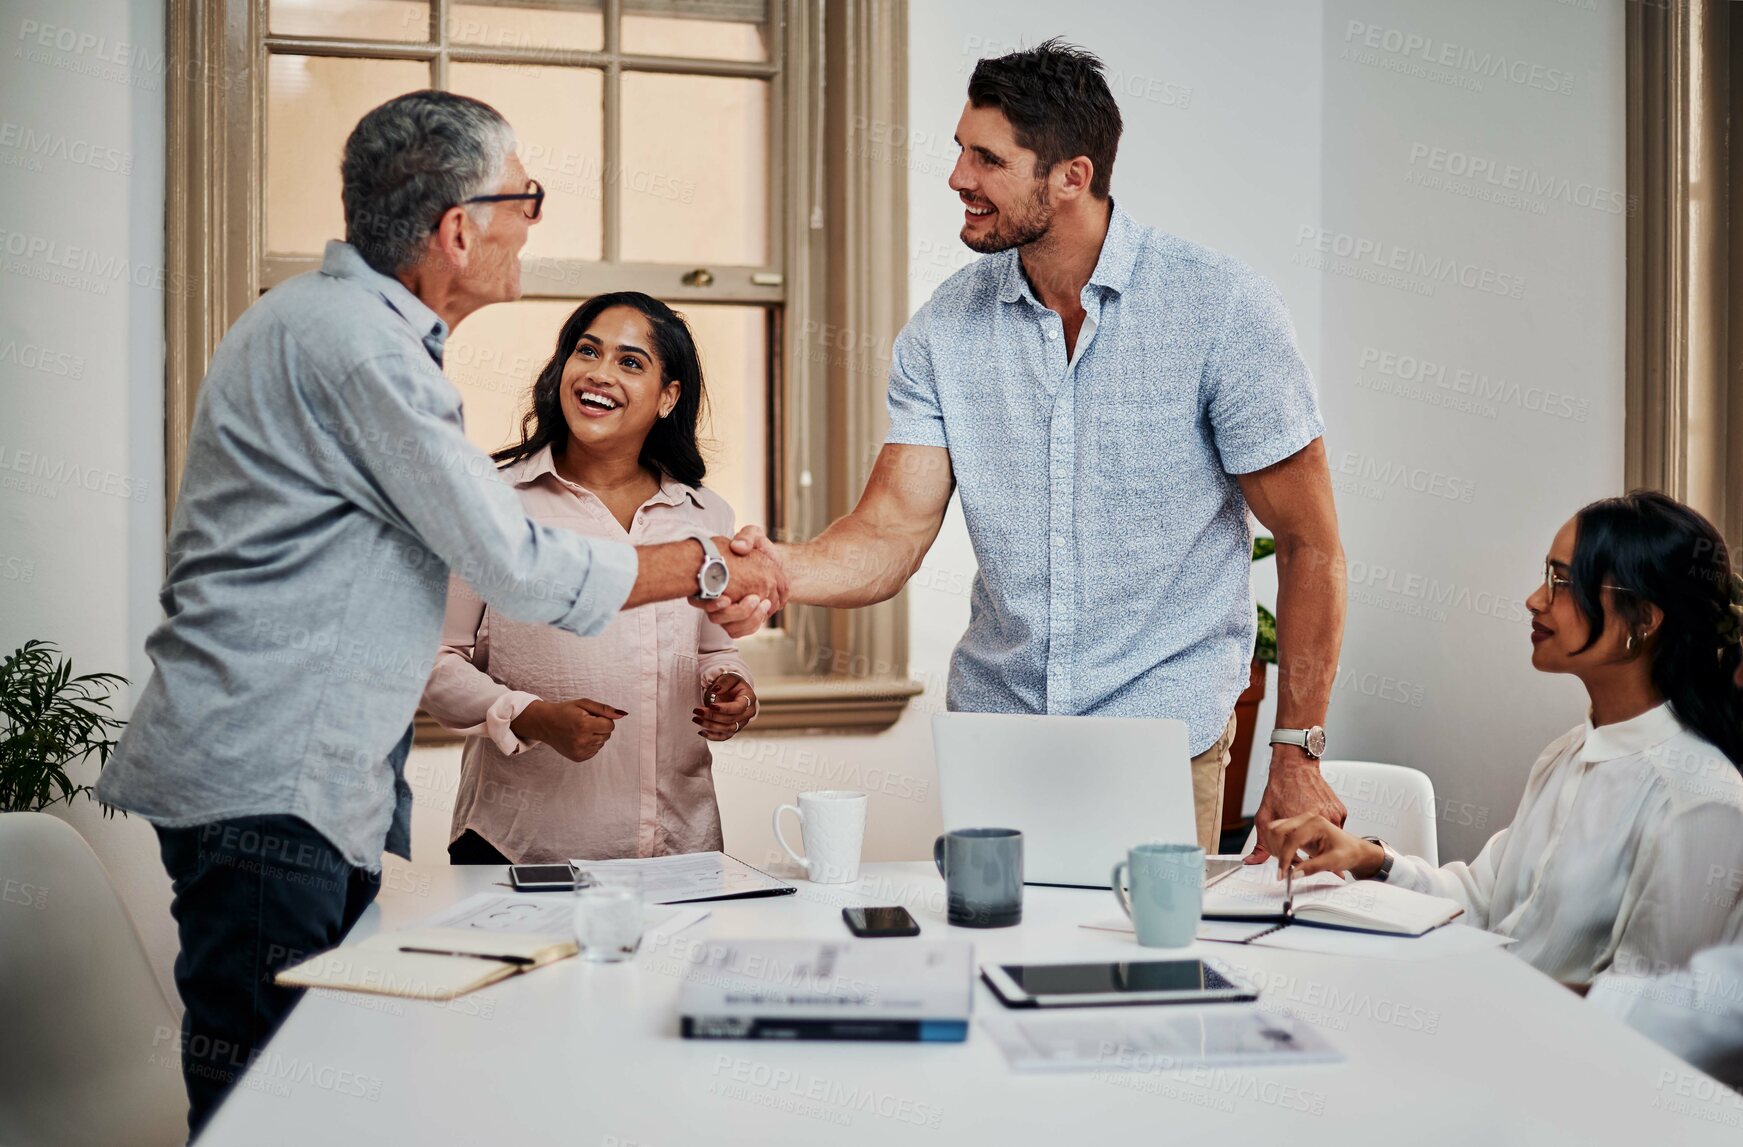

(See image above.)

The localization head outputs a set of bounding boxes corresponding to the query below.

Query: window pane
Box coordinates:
[266,55,429,255]
[270,0,428,42]
[622,0,769,62]
[443,300,571,455]
[684,304,770,528]
[620,74,769,265]
[451,63,603,262]
[450,2,603,52]
[442,300,770,530]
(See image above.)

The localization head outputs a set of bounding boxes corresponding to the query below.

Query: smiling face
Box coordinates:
[1526,516,1637,674]
[949,102,1054,254]
[557,305,680,459]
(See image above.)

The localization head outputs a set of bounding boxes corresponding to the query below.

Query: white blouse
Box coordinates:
[1589,941,1743,1089]
[1385,702,1743,984]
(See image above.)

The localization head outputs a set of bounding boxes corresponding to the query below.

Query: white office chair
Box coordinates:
[0,813,187,1147]
[1242,759,1440,865]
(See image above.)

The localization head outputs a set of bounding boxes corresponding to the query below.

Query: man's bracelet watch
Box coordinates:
[1363,837,1397,883]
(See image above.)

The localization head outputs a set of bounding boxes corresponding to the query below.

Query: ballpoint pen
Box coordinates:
[397,947,534,965]
[1283,856,1296,922]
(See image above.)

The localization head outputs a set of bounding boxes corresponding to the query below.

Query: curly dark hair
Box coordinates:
[1570,489,1743,768]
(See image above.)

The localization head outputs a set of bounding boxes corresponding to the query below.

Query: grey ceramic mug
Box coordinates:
[1112,842,1204,948]
[933,827,1023,928]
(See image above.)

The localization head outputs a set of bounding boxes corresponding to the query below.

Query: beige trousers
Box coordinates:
[1190,716,1238,854]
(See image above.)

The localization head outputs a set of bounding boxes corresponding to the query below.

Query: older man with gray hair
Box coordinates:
[98,90,784,1136]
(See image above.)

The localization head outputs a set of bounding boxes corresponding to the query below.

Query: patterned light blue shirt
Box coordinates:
[887,202,1323,755]
[98,242,639,867]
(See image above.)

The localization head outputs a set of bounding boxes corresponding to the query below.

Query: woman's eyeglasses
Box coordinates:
[445,179,545,225]
[1542,561,1628,605]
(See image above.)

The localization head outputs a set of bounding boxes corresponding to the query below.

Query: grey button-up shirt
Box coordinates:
[886,203,1323,755]
[99,242,638,867]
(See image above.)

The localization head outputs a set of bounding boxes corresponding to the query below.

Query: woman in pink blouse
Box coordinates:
[422,292,758,864]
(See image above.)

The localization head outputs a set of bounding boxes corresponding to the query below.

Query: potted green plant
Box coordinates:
[1224,537,1277,836]
[0,640,128,814]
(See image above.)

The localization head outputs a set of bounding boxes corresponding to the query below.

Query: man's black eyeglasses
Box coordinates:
[448,179,544,223]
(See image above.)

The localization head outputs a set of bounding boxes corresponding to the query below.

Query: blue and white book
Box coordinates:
[679,939,974,1042]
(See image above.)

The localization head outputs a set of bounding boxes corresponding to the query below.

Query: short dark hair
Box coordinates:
[493,292,710,488]
[967,38,1122,199]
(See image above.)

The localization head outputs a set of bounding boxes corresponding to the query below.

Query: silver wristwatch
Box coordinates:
[695,536,730,600]
[1363,837,1397,883]
[1269,725,1327,758]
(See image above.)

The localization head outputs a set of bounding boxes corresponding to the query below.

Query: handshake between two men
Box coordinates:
[694,438,1351,864]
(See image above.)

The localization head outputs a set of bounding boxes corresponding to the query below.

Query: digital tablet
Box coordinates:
[981,958,1258,1008]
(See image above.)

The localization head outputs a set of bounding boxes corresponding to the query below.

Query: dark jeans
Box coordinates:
[448,829,511,865]
[155,814,379,1141]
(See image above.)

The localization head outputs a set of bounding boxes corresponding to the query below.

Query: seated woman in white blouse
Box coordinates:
[1260,490,1743,988]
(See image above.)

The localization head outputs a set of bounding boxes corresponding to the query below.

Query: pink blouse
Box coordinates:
[420,446,752,863]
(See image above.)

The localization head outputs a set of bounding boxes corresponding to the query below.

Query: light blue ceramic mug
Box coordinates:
[1111,842,1204,948]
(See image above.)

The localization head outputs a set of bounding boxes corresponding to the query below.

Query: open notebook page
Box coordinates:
[1203,858,1462,936]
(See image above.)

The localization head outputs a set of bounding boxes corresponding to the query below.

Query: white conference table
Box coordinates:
[201,861,1740,1145]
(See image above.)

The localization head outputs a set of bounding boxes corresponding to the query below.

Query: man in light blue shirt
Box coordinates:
[99,91,781,1136]
[723,40,1349,853]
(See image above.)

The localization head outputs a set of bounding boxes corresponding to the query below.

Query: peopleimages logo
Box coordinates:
[1342,20,1576,96]
[1406,144,1628,216]
[1357,346,1589,423]
[1295,227,1526,300]
[0,444,149,502]
[1331,450,1476,504]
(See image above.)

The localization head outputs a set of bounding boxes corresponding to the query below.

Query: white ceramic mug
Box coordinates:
[772,790,868,884]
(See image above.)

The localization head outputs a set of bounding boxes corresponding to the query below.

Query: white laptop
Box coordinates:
[932,712,1197,889]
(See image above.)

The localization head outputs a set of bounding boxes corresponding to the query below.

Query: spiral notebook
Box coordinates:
[1200,858,1463,938]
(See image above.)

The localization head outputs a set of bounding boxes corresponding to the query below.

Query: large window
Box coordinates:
[261,0,776,533]
[166,0,919,730]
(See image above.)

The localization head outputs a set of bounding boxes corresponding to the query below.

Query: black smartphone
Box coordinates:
[842,906,921,937]
[508,863,576,892]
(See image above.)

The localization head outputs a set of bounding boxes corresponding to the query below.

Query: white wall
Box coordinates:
[2,0,1626,999]
[0,0,172,1000]
[1315,0,1625,860]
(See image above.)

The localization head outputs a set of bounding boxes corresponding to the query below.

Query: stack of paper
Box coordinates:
[569,851,794,904]
[982,1006,1342,1072]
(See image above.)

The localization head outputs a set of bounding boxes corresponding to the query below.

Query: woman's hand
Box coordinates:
[1258,812,1387,880]
[695,672,756,742]
[511,697,624,762]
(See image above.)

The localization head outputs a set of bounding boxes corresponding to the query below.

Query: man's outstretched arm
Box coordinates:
[714,443,955,625]
[1237,436,1349,863]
